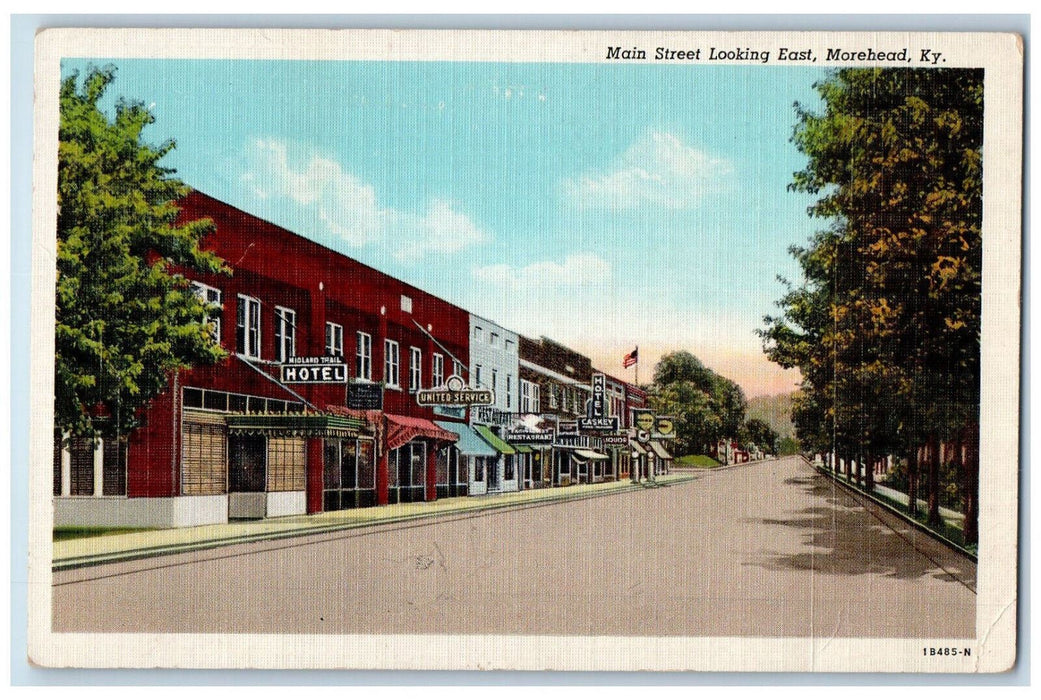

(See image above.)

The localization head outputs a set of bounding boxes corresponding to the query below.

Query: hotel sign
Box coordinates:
[578,416,619,432]
[280,356,348,384]
[590,373,606,417]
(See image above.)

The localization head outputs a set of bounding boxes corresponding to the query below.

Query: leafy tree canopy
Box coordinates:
[56,65,228,438]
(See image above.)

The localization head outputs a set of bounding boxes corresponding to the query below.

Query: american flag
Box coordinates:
[623,346,638,368]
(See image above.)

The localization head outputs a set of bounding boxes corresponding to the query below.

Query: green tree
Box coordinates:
[648,351,746,456]
[761,68,982,542]
[56,66,227,442]
[743,418,779,454]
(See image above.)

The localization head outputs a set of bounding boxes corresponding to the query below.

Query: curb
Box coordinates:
[54,475,699,571]
[809,459,977,563]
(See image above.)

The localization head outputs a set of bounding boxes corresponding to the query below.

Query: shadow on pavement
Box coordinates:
[744,474,976,589]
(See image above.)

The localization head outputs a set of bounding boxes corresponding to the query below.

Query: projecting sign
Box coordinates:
[602,434,629,447]
[415,374,494,407]
[505,430,554,444]
[590,373,606,417]
[280,356,348,384]
[557,421,579,435]
[347,381,383,410]
[632,410,656,432]
[578,416,619,432]
[655,416,676,438]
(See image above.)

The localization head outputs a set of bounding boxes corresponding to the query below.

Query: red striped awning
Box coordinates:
[385,414,458,450]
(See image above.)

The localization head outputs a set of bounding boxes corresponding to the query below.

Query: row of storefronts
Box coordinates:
[53,190,673,528]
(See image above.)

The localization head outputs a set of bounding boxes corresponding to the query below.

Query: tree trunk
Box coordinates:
[906,447,919,518]
[864,451,875,493]
[963,421,979,546]
[927,431,942,528]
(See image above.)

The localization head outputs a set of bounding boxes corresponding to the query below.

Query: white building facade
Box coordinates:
[467,314,522,493]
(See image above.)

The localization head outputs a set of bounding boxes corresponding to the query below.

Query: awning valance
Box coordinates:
[386,414,458,450]
[225,413,364,438]
[434,420,497,458]
[474,425,516,455]
[649,441,673,460]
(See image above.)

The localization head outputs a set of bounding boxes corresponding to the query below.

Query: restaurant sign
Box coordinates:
[505,429,554,444]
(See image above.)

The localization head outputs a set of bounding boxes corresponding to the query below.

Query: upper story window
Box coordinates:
[356,332,372,380]
[384,339,400,388]
[506,374,513,410]
[473,364,482,389]
[191,281,222,343]
[325,322,344,358]
[489,332,499,347]
[473,326,483,342]
[400,294,413,313]
[275,307,296,361]
[236,294,261,358]
[453,359,463,379]
[532,383,541,413]
[409,346,422,392]
[432,353,445,387]
[548,385,558,409]
[491,368,498,395]
[504,339,514,354]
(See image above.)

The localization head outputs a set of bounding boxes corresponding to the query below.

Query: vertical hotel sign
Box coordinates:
[591,373,606,417]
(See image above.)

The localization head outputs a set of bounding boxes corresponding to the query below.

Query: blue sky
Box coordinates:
[60,57,828,397]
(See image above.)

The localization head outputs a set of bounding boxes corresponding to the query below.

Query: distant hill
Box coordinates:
[747,392,796,439]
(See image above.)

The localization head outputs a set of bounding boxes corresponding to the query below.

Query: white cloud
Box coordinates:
[562,131,732,210]
[391,198,488,261]
[473,253,611,288]
[240,138,489,258]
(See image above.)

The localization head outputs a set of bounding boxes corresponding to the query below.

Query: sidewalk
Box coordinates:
[871,482,966,530]
[813,463,974,560]
[53,472,696,570]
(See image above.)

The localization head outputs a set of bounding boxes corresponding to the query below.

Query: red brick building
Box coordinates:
[54,191,466,527]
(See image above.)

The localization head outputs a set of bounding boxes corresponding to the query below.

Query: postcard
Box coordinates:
[27,27,1022,672]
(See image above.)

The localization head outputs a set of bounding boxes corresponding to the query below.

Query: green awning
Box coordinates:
[434,421,497,458]
[514,444,533,454]
[225,413,365,438]
[474,424,516,455]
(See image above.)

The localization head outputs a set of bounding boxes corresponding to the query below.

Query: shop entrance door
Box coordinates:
[228,434,266,518]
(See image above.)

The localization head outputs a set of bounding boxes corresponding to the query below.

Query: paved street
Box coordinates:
[52,456,976,637]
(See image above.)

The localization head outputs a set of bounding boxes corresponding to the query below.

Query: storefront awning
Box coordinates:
[649,441,673,460]
[514,444,533,454]
[575,448,609,461]
[386,414,459,450]
[630,441,648,456]
[433,421,497,458]
[225,413,364,438]
[474,425,516,455]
